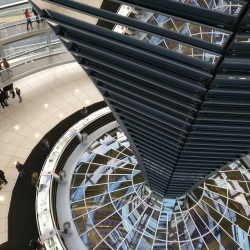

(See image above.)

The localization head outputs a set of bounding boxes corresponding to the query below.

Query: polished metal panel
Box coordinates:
[32,0,250,198]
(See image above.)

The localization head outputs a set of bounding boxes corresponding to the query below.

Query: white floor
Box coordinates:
[0,62,103,244]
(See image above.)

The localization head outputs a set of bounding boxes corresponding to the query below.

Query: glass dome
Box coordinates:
[69,127,250,250]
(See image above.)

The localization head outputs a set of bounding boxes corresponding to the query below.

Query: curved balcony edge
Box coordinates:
[0,50,74,88]
[36,107,114,250]
[0,17,49,44]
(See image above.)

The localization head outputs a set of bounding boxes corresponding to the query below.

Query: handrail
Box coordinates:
[0,18,50,43]
[6,41,63,62]
[0,7,33,25]
[0,50,74,87]
[0,6,31,16]
[36,107,112,250]
[0,0,29,10]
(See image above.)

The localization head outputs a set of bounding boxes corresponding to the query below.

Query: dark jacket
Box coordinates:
[0,91,6,101]
[0,170,5,178]
[30,239,43,249]
[81,108,88,117]
[41,140,50,150]
[0,93,5,102]
[16,163,24,172]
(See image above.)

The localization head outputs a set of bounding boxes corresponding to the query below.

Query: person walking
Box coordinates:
[15,87,22,102]
[25,9,33,31]
[31,172,39,188]
[15,161,25,179]
[0,90,9,108]
[2,58,13,75]
[41,139,50,155]
[0,170,8,185]
[81,107,88,118]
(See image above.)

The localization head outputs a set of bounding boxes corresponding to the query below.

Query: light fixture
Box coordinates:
[35,133,39,138]
[59,114,63,118]
[75,89,79,93]
[44,104,49,108]
[14,125,19,130]
[239,78,246,79]
[14,161,17,165]
[0,196,4,201]
[86,100,89,104]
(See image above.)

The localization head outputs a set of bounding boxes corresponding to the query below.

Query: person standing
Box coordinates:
[0,170,8,185]
[81,107,88,118]
[2,86,9,99]
[29,239,45,250]
[0,90,9,108]
[15,87,22,102]
[15,161,25,179]
[2,58,13,75]
[41,139,50,155]
[31,172,39,188]
[9,83,15,98]
[25,9,33,31]
[0,62,3,75]
[32,8,41,23]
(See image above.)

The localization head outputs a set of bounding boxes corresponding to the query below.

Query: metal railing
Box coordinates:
[0,11,71,87]
[0,16,49,41]
[0,0,29,9]
[0,50,74,87]
[0,6,32,23]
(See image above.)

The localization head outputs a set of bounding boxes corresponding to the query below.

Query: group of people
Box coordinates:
[25,8,42,31]
[0,166,38,190]
[0,138,50,190]
[0,84,22,109]
[0,106,89,247]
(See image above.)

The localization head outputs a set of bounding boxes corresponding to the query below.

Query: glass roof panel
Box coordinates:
[69,126,250,249]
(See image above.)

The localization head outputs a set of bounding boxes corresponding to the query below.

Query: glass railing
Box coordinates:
[0,50,74,84]
[6,41,65,64]
[0,17,49,40]
[0,0,28,7]
[0,6,32,24]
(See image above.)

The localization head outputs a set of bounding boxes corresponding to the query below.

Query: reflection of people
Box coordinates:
[81,107,88,118]
[41,139,50,155]
[29,238,45,250]
[25,9,33,31]
[31,172,39,188]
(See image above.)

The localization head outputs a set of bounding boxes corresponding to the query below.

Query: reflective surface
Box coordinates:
[70,128,250,250]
